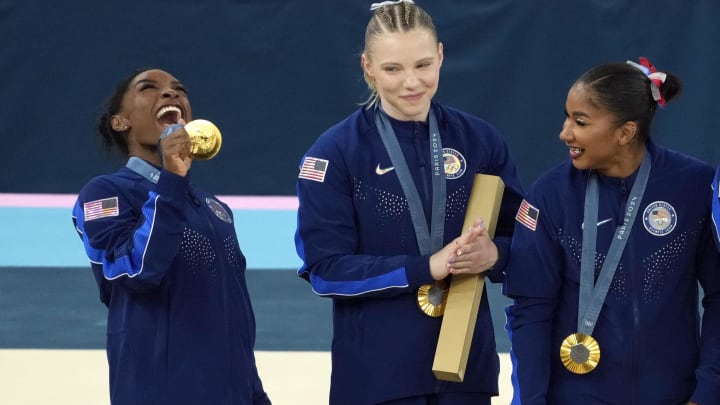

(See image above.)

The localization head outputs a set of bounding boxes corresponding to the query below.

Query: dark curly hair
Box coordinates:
[97,67,155,156]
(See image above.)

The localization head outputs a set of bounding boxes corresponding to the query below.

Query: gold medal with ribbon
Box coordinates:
[560,332,601,374]
[563,152,650,376]
[375,106,449,318]
[417,281,448,317]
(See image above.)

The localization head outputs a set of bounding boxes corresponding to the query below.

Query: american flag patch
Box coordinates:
[84,197,119,222]
[298,156,329,183]
[516,199,539,231]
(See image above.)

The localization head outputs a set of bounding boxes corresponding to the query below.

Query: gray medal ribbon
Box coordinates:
[374,105,446,255]
[126,156,160,184]
[578,150,651,335]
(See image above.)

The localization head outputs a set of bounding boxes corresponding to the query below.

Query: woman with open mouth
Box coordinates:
[71,68,271,405]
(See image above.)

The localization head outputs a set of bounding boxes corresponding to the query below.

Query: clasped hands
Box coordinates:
[429,218,498,281]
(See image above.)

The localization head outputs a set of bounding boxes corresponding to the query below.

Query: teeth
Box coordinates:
[570,147,583,153]
[156,105,182,120]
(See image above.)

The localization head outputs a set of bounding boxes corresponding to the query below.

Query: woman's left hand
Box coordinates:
[446,218,498,275]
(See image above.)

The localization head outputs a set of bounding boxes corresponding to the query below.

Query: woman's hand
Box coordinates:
[429,237,457,281]
[428,218,498,280]
[159,119,192,176]
[447,218,498,275]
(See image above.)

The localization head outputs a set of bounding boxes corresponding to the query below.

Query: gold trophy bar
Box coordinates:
[432,174,505,382]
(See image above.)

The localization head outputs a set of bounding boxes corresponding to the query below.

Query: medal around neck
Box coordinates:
[417,281,448,317]
[560,332,600,374]
[185,119,222,160]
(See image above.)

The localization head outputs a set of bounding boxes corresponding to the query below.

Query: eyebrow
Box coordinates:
[566,109,590,118]
[134,79,183,87]
[379,56,436,66]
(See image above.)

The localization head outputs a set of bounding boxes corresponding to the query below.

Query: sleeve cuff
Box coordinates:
[487,236,511,283]
[156,170,190,201]
[404,255,434,289]
[691,379,720,405]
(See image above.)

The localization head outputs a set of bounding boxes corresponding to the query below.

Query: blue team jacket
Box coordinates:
[295,103,525,404]
[505,141,720,405]
[72,158,270,405]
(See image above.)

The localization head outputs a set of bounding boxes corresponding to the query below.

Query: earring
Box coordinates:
[112,115,128,132]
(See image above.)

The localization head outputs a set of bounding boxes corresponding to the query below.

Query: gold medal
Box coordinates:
[560,333,601,374]
[185,119,222,160]
[417,281,448,317]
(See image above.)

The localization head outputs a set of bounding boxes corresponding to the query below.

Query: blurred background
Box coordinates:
[1,1,718,404]
[2,1,718,195]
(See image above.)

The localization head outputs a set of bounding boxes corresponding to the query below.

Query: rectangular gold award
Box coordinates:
[432,174,505,382]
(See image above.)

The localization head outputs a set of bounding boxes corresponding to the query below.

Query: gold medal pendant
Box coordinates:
[560,333,601,374]
[417,281,448,317]
[185,119,222,160]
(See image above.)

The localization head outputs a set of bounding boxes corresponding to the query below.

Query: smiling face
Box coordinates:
[559,83,640,177]
[113,69,192,163]
[362,29,442,122]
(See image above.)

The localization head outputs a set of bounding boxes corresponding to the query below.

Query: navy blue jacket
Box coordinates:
[295,103,524,404]
[505,142,720,404]
[72,158,270,405]
[712,165,720,252]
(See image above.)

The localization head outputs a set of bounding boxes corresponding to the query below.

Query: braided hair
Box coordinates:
[362,1,437,107]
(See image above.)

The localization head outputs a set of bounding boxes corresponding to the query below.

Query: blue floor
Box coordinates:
[0,205,512,352]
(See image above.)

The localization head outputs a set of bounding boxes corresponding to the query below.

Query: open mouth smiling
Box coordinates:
[156,105,183,126]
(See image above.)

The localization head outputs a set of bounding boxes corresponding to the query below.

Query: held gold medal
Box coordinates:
[185,119,222,160]
[560,333,601,374]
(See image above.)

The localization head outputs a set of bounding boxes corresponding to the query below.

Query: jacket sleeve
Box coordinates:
[503,190,562,405]
[294,137,434,299]
[72,170,189,292]
[482,127,526,283]
[712,165,720,251]
[690,219,720,404]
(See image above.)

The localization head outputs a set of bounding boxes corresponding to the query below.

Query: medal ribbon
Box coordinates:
[578,150,651,335]
[374,105,446,255]
[126,156,161,184]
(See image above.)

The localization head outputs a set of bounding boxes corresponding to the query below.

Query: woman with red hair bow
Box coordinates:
[505,58,720,405]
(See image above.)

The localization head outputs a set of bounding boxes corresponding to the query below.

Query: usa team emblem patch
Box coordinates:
[643,201,677,236]
[299,156,329,183]
[206,198,232,224]
[443,148,466,180]
[516,199,539,231]
[84,197,119,221]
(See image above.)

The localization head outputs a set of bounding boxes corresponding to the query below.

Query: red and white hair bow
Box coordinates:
[626,56,667,107]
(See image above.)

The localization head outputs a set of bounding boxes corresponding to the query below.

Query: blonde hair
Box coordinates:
[362,1,437,107]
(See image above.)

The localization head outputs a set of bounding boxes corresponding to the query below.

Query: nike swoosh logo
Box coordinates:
[581,218,614,230]
[376,164,395,175]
